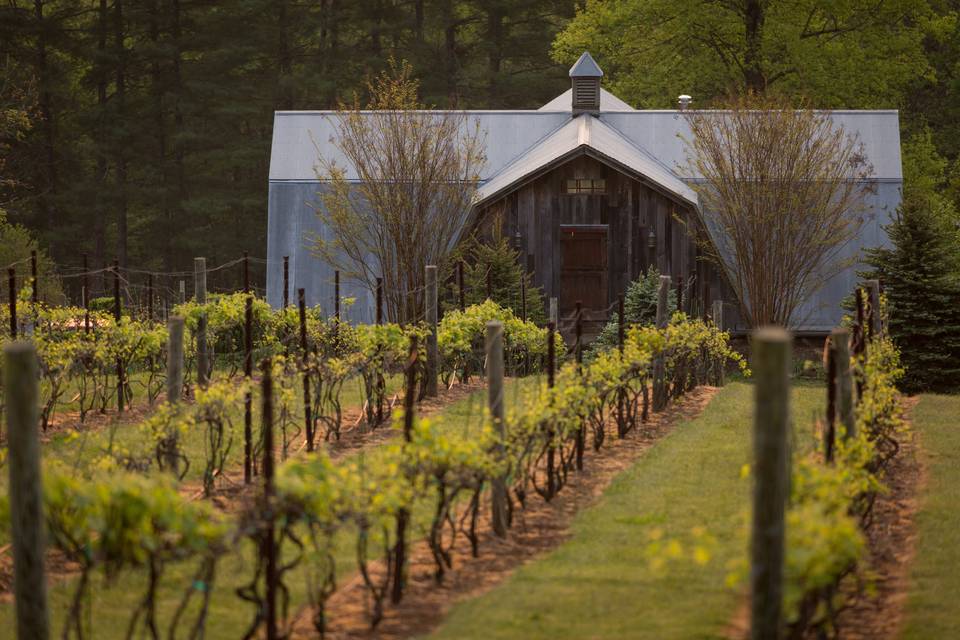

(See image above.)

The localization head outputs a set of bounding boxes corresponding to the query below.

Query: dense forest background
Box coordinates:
[2,0,960,293]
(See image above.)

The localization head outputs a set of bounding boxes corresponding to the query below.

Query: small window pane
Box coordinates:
[563,177,606,194]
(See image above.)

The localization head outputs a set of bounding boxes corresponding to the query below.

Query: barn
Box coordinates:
[266,52,902,334]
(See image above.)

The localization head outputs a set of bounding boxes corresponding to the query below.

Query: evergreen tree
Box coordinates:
[451,235,546,324]
[586,267,676,358]
[866,193,960,393]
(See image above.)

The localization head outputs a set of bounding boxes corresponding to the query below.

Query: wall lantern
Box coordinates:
[648,228,656,251]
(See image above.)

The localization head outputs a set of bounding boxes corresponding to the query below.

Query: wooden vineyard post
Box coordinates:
[334,270,340,321]
[676,274,683,314]
[194,257,209,387]
[867,279,882,338]
[520,278,527,322]
[243,251,250,294]
[282,256,289,308]
[82,254,90,334]
[712,300,725,386]
[298,288,314,452]
[82,284,89,334]
[7,267,16,339]
[833,328,856,440]
[616,294,627,439]
[486,267,492,300]
[546,321,557,499]
[5,342,50,640]
[392,336,419,605]
[114,260,124,412]
[486,321,509,537]
[653,275,671,411]
[376,277,383,325]
[825,332,838,464]
[617,294,625,352]
[574,301,585,470]
[458,261,465,311]
[575,301,583,365]
[425,265,439,397]
[166,316,185,403]
[244,296,253,484]
[750,327,792,640]
[147,273,154,322]
[259,358,278,640]
[549,297,558,327]
[178,280,185,304]
[30,249,38,306]
[547,321,556,387]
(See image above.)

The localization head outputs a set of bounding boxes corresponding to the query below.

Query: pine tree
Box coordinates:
[866,193,960,393]
[587,268,676,358]
[452,235,546,324]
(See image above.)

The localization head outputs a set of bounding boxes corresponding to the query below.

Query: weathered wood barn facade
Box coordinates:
[267,52,902,333]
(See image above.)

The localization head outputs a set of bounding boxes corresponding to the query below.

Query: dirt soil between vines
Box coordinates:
[0,379,487,600]
[288,386,719,639]
[724,396,922,640]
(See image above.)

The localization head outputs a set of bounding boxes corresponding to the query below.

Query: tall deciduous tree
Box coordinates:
[683,93,873,328]
[553,0,940,108]
[312,60,486,324]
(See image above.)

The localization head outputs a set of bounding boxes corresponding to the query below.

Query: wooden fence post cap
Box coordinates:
[659,275,672,284]
[3,340,36,358]
[752,326,791,344]
[829,327,849,340]
[485,320,504,330]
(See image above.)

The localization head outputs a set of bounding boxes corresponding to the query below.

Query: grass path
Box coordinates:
[427,380,824,640]
[901,394,960,639]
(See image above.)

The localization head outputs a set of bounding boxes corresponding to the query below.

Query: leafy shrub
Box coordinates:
[587,268,676,359]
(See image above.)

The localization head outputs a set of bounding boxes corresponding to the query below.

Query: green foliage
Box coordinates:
[0,210,64,304]
[588,268,676,358]
[0,466,228,638]
[437,299,561,383]
[173,292,278,362]
[1,1,573,279]
[553,0,938,109]
[866,192,960,392]
[455,235,546,325]
[725,335,905,636]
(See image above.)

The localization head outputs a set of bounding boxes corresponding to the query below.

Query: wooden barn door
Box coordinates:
[560,226,608,319]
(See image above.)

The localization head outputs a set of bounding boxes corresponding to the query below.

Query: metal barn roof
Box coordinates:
[568,51,604,77]
[269,107,903,187]
[475,114,698,207]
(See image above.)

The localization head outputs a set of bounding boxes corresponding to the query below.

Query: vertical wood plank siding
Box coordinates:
[475,154,735,324]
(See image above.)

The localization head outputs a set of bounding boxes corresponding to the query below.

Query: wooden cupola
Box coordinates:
[569,51,603,115]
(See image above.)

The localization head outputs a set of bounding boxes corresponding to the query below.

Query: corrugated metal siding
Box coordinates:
[267,105,902,333]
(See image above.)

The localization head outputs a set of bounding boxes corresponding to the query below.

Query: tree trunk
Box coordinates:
[114,0,128,269]
[743,0,766,93]
[95,0,108,275]
[34,0,57,233]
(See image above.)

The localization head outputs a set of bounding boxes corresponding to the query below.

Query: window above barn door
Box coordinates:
[563,178,606,195]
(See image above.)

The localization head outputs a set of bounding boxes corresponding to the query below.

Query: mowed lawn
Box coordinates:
[427,380,825,640]
[901,394,960,639]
